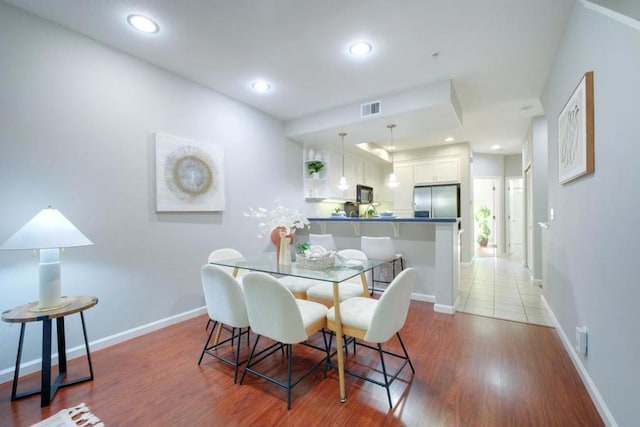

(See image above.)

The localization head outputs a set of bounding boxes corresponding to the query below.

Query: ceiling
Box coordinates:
[3,0,575,156]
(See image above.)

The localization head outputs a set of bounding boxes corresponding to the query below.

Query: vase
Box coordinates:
[271,226,294,264]
[279,231,292,266]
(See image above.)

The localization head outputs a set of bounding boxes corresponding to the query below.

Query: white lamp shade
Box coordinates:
[0,207,93,250]
[387,173,400,188]
[337,176,349,191]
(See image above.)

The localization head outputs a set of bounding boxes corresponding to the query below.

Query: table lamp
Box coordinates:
[0,206,93,311]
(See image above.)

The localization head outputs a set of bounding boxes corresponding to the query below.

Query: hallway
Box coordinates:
[459,256,553,327]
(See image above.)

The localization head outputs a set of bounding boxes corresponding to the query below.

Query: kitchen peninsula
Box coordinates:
[305,217,461,313]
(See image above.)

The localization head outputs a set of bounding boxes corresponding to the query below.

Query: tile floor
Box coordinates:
[458,255,554,327]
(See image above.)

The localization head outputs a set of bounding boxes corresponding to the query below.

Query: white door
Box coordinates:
[506,177,524,259]
[525,167,534,270]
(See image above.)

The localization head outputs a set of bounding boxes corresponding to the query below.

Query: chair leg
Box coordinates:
[370,267,376,295]
[198,321,217,365]
[287,344,293,410]
[240,335,261,385]
[396,332,415,374]
[233,328,244,383]
[377,343,393,409]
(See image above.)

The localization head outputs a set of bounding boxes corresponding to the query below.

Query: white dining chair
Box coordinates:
[309,233,337,251]
[326,268,416,408]
[360,236,404,294]
[198,265,251,383]
[206,248,247,330]
[305,249,370,307]
[208,248,246,279]
[240,272,330,409]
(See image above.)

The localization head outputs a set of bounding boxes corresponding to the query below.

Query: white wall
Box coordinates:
[0,4,303,374]
[529,117,549,281]
[541,2,640,425]
[504,154,522,177]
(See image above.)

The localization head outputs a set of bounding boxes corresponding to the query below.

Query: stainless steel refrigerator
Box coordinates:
[414,184,460,218]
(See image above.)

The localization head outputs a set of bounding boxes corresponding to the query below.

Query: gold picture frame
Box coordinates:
[558,71,594,184]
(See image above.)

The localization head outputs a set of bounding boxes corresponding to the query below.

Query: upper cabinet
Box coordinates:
[413,157,459,184]
[392,164,415,211]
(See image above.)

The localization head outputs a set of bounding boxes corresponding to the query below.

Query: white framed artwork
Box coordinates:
[155,132,225,212]
[557,71,594,184]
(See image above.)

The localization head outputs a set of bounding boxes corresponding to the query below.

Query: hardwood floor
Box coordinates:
[0,301,604,426]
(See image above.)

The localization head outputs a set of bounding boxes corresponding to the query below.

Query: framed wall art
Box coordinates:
[155,132,225,212]
[558,71,594,184]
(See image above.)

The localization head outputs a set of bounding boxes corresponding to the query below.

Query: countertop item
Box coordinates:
[307,217,458,223]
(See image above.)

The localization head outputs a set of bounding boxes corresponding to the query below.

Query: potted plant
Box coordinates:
[307,160,324,178]
[474,205,491,247]
[295,242,310,254]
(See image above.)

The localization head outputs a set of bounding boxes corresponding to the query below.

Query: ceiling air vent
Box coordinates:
[360,100,381,118]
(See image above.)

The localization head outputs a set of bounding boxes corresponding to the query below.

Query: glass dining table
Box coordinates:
[208,252,384,403]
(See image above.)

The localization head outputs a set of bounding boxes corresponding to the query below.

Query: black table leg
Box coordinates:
[80,312,94,380]
[41,319,52,407]
[10,323,26,401]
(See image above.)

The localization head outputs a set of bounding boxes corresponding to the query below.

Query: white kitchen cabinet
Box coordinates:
[413,157,459,184]
[413,161,436,184]
[393,164,415,211]
[434,157,459,183]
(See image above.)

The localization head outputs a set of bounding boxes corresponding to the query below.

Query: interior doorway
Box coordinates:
[506,177,524,259]
[473,177,501,257]
[525,166,534,271]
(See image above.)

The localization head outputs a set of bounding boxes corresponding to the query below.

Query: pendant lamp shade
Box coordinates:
[386,124,399,188]
[337,132,349,191]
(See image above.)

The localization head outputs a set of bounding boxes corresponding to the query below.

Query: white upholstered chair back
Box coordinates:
[201,264,249,328]
[364,268,416,343]
[309,234,337,251]
[337,249,370,285]
[242,272,308,344]
[207,248,245,277]
[360,236,397,262]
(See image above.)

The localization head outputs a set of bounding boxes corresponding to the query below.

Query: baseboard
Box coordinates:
[411,292,435,303]
[0,306,207,385]
[433,303,456,314]
[541,296,618,427]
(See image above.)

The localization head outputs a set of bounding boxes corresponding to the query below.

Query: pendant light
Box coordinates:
[386,124,399,188]
[337,132,349,191]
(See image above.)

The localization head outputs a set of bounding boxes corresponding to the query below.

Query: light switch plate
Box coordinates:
[550,208,555,221]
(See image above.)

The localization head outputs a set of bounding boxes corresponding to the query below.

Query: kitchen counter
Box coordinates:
[304,217,461,314]
[307,216,458,223]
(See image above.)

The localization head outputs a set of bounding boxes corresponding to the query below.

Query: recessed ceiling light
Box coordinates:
[491,144,501,151]
[251,80,271,92]
[127,15,159,33]
[445,137,454,142]
[349,41,372,56]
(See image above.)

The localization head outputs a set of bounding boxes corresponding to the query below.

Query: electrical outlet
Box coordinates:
[575,326,588,355]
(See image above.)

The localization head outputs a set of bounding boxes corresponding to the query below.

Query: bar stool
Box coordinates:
[309,233,337,251]
[360,236,404,294]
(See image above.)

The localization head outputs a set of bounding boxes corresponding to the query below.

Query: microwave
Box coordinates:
[356,185,374,204]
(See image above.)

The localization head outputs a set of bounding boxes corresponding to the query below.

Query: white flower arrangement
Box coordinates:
[244,202,310,238]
